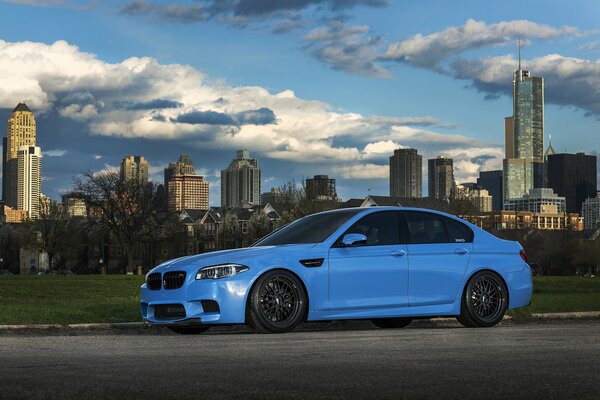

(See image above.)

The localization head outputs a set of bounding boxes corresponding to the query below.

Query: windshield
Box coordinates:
[254,209,363,246]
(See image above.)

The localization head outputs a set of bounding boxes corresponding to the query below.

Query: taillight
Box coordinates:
[519,249,528,263]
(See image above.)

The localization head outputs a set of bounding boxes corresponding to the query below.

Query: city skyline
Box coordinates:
[1,1,600,205]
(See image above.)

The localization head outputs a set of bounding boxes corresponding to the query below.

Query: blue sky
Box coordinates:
[1,0,599,205]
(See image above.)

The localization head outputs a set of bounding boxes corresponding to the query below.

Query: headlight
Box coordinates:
[195,264,249,280]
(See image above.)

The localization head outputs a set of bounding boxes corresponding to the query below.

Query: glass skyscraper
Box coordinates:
[503,58,544,205]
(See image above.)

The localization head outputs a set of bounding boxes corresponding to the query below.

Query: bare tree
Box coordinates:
[21,200,80,271]
[74,170,175,273]
[271,179,339,224]
[248,211,272,242]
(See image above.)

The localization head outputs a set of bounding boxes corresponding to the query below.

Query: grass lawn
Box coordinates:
[508,276,600,319]
[0,275,145,325]
[0,275,599,325]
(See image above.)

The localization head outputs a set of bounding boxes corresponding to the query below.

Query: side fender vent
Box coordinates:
[300,258,324,268]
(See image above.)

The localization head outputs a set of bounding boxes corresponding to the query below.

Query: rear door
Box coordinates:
[402,211,473,306]
[328,211,409,311]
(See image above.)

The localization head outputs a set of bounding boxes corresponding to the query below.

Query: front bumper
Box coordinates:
[140,276,251,325]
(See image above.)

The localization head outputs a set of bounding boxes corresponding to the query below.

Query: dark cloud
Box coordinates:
[118,99,183,110]
[235,107,276,125]
[302,21,391,78]
[172,110,236,125]
[120,0,387,24]
[121,0,205,23]
[172,107,276,125]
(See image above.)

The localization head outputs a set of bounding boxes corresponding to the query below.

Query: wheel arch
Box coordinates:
[459,268,510,310]
[244,267,310,324]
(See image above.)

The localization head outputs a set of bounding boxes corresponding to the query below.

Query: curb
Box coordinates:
[0,312,597,333]
[529,311,600,319]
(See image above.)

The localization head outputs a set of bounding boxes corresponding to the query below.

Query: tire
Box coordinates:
[247,270,307,334]
[371,318,412,329]
[457,270,508,328]
[167,325,210,335]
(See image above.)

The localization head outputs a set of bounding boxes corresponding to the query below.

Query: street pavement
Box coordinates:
[0,320,599,399]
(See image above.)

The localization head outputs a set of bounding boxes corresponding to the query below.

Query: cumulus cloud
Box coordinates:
[303,21,391,78]
[0,38,503,194]
[381,19,581,70]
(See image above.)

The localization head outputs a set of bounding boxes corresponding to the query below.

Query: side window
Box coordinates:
[444,217,474,243]
[403,211,449,244]
[341,212,401,246]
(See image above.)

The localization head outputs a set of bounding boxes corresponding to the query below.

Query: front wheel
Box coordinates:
[457,271,508,328]
[371,318,412,329]
[247,270,307,333]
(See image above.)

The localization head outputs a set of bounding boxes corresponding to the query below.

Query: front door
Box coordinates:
[328,211,409,311]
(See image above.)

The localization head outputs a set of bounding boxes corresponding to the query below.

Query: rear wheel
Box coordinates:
[371,318,412,329]
[247,270,306,333]
[457,271,508,328]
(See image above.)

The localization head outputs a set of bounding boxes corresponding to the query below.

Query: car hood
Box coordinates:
[153,243,318,273]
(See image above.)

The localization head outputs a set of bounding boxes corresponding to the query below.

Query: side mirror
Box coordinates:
[341,233,367,247]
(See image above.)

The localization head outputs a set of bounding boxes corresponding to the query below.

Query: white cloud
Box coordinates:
[362,140,403,157]
[43,149,67,157]
[381,19,580,69]
[333,163,388,179]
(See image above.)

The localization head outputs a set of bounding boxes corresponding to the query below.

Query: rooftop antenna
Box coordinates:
[518,38,522,72]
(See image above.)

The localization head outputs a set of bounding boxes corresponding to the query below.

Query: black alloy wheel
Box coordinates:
[457,271,508,328]
[247,270,306,333]
[167,325,210,335]
[371,318,412,329]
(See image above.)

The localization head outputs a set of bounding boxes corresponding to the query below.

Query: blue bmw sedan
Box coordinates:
[141,207,532,333]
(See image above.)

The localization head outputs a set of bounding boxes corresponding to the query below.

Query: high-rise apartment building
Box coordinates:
[547,152,597,213]
[120,155,148,184]
[428,156,454,201]
[3,103,37,208]
[168,175,209,212]
[503,188,565,213]
[164,154,196,199]
[17,146,42,219]
[164,154,209,211]
[389,148,422,198]
[305,175,337,201]
[477,170,503,210]
[503,52,544,202]
[221,150,261,208]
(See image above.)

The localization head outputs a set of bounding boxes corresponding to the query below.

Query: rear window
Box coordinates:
[402,211,473,244]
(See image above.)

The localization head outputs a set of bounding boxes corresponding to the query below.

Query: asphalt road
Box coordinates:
[1,320,599,400]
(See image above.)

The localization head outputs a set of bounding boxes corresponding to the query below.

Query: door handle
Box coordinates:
[454,248,470,255]
[390,250,407,257]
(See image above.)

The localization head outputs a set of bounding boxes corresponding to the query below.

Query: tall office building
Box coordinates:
[428,156,454,201]
[582,193,600,230]
[503,49,544,202]
[221,150,261,208]
[164,154,209,211]
[120,155,148,184]
[164,154,196,199]
[3,103,37,208]
[477,170,503,210]
[305,175,337,201]
[389,148,422,198]
[547,152,597,213]
[17,146,42,218]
